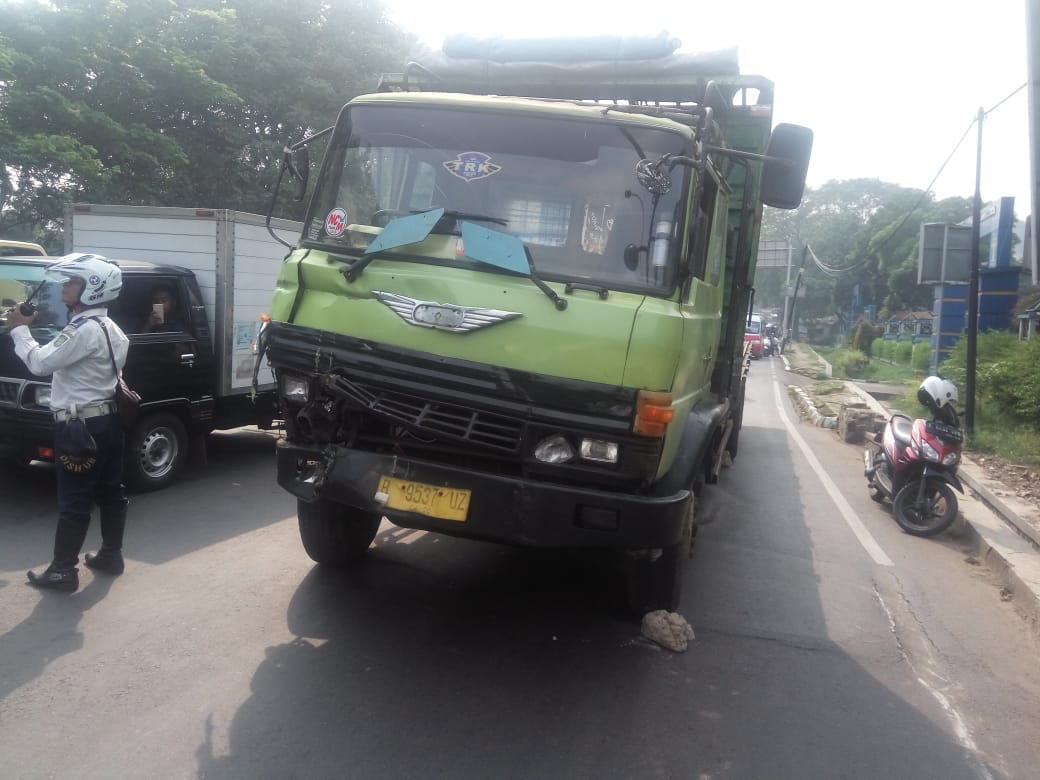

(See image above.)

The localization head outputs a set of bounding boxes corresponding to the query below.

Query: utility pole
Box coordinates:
[789,244,808,342]
[782,242,793,336]
[965,106,984,436]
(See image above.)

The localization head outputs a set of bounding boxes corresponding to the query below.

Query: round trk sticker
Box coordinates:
[324,208,348,237]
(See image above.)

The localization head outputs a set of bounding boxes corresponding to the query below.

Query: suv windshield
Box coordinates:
[0,262,69,342]
[304,103,689,295]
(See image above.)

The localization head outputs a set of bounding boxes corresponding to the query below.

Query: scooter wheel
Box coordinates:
[893,478,958,537]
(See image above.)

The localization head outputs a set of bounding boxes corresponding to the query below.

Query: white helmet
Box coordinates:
[44,253,122,305]
[918,375,958,413]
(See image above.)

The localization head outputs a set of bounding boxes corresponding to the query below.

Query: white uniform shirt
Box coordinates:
[11,308,130,412]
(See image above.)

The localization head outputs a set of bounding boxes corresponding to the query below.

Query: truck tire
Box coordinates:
[297,497,382,567]
[625,496,693,615]
[727,374,748,459]
[124,411,189,493]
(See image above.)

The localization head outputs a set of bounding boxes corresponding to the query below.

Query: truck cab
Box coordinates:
[261,35,811,612]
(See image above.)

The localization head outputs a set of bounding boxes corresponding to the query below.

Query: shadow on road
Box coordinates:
[194,441,1002,779]
[0,428,293,572]
[0,574,115,703]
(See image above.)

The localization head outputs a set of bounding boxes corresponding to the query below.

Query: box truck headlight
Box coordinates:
[33,385,51,408]
[534,434,576,464]
[279,374,310,403]
[580,438,619,464]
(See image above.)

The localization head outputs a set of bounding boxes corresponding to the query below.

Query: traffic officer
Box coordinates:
[6,253,131,592]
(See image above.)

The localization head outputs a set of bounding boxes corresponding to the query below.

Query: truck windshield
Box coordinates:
[0,262,69,341]
[304,103,689,294]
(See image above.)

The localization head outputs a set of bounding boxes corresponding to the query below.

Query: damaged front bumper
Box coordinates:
[277,440,690,549]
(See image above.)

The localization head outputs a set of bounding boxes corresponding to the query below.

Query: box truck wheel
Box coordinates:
[124,411,189,492]
[297,497,382,567]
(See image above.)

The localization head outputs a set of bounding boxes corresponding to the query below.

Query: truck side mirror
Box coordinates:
[292,147,310,202]
[761,123,813,210]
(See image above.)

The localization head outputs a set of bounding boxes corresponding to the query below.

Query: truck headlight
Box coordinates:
[279,374,310,403]
[534,434,575,464]
[580,438,619,464]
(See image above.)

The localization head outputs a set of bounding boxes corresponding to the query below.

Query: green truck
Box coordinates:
[259,35,811,612]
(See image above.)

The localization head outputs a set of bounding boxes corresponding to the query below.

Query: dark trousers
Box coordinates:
[52,413,128,571]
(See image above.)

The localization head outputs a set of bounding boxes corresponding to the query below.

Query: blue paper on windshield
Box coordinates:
[461,222,529,275]
[364,208,444,256]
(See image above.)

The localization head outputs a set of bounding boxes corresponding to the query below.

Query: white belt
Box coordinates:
[54,401,117,422]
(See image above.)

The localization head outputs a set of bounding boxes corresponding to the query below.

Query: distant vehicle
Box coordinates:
[0,240,46,257]
[744,314,764,358]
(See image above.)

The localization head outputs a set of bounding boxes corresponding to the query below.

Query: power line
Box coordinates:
[870,82,1026,260]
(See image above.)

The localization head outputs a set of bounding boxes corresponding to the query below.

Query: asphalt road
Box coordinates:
[2,362,1039,779]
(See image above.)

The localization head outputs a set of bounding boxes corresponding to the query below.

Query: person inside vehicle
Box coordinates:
[141,283,185,333]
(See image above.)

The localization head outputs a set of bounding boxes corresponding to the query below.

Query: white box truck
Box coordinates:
[0,204,302,491]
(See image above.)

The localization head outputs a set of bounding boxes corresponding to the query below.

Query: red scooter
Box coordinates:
[864,376,964,536]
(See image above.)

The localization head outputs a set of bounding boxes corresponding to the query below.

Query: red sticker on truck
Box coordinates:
[324,208,348,237]
[443,152,501,182]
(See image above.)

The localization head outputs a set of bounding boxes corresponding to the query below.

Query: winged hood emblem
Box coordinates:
[372,291,522,333]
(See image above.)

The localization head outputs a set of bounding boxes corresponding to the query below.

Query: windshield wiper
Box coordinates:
[342,208,444,282]
[432,211,508,233]
[460,223,567,311]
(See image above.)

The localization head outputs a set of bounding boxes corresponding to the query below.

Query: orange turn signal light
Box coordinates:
[634,390,674,437]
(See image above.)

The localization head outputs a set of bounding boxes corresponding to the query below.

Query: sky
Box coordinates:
[382,0,1033,214]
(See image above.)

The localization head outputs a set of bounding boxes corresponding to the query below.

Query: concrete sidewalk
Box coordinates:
[781,349,1040,637]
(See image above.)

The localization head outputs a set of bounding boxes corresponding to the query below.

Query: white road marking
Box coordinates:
[769,363,894,567]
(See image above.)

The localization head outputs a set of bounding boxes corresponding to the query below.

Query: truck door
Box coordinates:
[114,275,213,407]
[677,168,728,399]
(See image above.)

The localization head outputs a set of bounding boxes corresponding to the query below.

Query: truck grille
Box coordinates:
[0,378,22,406]
[325,373,523,453]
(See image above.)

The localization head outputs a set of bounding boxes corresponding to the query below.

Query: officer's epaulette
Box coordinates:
[66,318,91,330]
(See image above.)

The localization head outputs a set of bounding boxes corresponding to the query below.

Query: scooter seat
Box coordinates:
[891,414,913,445]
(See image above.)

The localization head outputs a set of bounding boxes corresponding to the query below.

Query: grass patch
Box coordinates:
[816,347,920,383]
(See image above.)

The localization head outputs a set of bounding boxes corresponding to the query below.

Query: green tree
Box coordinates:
[762,179,973,325]
[0,0,413,243]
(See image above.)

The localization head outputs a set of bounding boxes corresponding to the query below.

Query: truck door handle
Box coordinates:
[180,353,196,367]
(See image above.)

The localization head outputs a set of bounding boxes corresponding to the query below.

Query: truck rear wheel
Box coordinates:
[124,411,189,493]
[297,497,382,567]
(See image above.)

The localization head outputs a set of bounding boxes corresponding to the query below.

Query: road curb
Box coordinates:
[794,367,1040,638]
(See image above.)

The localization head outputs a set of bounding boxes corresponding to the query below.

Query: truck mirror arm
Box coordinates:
[264,126,334,248]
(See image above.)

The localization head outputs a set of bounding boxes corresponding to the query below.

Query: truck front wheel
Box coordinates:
[124,411,189,493]
[625,496,694,615]
[297,497,382,567]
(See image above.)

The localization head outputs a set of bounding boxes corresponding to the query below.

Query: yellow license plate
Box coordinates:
[376,476,470,522]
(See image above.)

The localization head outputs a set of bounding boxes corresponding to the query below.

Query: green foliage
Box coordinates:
[761,180,973,337]
[851,319,881,354]
[0,0,415,240]
[911,341,930,372]
[893,340,912,365]
[940,332,1040,430]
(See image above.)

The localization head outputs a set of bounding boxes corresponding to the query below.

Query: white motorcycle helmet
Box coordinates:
[918,375,958,414]
[44,253,122,306]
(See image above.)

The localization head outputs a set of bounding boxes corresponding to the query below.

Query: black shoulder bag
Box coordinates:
[93,317,142,429]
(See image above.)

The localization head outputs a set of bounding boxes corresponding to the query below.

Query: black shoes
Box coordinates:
[28,549,123,591]
[84,549,125,575]
[27,566,79,592]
